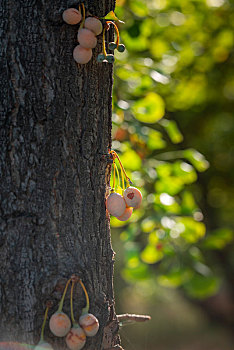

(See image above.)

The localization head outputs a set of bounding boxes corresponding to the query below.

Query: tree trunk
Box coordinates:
[0,1,121,349]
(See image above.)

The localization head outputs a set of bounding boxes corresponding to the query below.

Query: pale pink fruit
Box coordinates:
[66,326,86,350]
[77,28,97,49]
[49,311,71,337]
[84,17,103,35]
[73,45,92,64]
[106,192,126,217]
[123,187,142,208]
[117,207,133,221]
[62,8,82,25]
[79,313,99,337]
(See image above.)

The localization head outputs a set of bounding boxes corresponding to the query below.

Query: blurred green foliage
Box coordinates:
[111,0,234,301]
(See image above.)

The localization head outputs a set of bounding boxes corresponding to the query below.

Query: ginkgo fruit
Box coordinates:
[77,28,97,49]
[106,192,126,217]
[85,17,103,36]
[117,207,133,221]
[73,45,92,64]
[66,326,86,350]
[79,313,99,337]
[123,187,142,208]
[62,8,82,25]
[49,311,71,337]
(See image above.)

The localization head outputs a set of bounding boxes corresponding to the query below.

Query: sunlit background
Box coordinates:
[111,0,234,349]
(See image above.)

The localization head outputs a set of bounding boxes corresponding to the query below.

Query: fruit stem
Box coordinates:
[70,280,76,325]
[40,306,49,341]
[109,150,132,185]
[111,153,121,191]
[113,161,116,190]
[115,162,121,189]
[106,21,120,47]
[102,26,107,57]
[79,279,90,315]
[120,164,125,192]
[58,278,72,312]
[80,3,86,28]
[40,301,52,341]
[112,161,121,191]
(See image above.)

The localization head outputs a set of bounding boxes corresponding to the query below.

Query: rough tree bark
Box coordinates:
[0,0,121,349]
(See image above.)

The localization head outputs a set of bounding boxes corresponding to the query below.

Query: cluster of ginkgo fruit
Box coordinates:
[63,4,103,64]
[35,276,99,350]
[106,150,142,222]
[62,4,125,64]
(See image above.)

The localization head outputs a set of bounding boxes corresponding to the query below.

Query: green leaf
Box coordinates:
[155,176,184,196]
[157,269,192,288]
[122,262,149,282]
[160,119,183,144]
[121,32,148,51]
[120,149,142,171]
[147,129,166,150]
[173,161,197,184]
[150,38,170,59]
[177,217,206,243]
[183,149,209,172]
[141,244,164,264]
[125,242,140,261]
[141,218,156,233]
[155,160,197,196]
[181,191,197,213]
[102,11,125,23]
[156,162,172,177]
[184,274,220,299]
[203,229,234,250]
[132,92,165,123]
[154,194,181,214]
[148,231,159,245]
[130,0,149,17]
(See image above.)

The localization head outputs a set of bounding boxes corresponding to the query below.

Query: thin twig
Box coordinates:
[117,313,151,323]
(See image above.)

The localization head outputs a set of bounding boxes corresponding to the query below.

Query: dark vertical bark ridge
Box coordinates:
[0,0,120,349]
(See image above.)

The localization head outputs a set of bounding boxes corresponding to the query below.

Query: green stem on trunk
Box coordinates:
[102,27,107,57]
[70,280,76,325]
[58,278,71,312]
[40,306,49,341]
[80,3,86,28]
[79,280,90,315]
